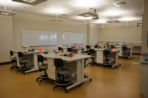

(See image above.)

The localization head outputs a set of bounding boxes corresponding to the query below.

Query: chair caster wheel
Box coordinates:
[89,78,92,82]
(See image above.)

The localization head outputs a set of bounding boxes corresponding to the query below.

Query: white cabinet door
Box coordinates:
[47,59,56,80]
[96,50,103,64]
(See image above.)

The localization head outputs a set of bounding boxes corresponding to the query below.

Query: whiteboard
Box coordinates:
[63,32,84,45]
[22,30,57,47]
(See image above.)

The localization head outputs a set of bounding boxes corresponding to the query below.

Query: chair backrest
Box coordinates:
[54,58,64,75]
[54,58,64,68]
[37,55,44,64]
[67,48,72,52]
[37,55,48,70]
[17,52,26,65]
[18,52,24,58]
[86,45,91,50]
[122,46,128,50]
[58,47,63,52]
[10,50,16,63]
[103,49,111,56]
[110,45,115,49]
[88,49,96,56]
[94,45,99,48]
[10,50,14,56]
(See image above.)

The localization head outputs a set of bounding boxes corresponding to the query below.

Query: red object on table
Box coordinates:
[37,48,43,52]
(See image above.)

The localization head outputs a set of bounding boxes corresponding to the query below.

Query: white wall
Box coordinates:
[13,12,88,51]
[89,24,100,45]
[142,0,148,53]
[0,16,13,63]
[97,22,142,43]
[0,12,101,63]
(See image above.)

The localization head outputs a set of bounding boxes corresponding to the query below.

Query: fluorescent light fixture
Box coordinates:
[113,2,120,6]
[94,19,107,24]
[72,16,92,20]
[22,0,36,3]
[113,1,126,7]
[119,16,141,21]
[71,0,105,8]
[12,0,47,5]
[47,7,68,15]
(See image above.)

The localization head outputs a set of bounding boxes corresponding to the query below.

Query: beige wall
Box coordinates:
[0,12,143,63]
[97,22,142,43]
[142,0,148,53]
[1,12,101,62]
[0,16,13,62]
[141,0,148,98]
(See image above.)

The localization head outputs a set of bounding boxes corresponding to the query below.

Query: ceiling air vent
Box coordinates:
[113,1,126,6]
[79,8,99,20]
[0,10,16,16]
[12,0,47,5]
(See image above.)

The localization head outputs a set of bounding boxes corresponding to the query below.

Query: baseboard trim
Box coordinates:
[0,61,11,65]
[132,53,141,55]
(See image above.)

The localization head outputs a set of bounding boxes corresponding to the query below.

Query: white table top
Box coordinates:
[12,50,46,54]
[94,48,105,51]
[42,53,91,62]
[94,48,120,52]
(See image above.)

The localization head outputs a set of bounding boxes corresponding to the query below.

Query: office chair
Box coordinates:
[58,47,64,53]
[36,55,49,84]
[94,45,99,48]
[17,52,32,74]
[43,51,48,54]
[82,45,91,54]
[81,48,84,53]
[53,58,74,93]
[122,46,130,59]
[10,50,18,70]
[110,45,115,49]
[103,49,115,67]
[86,45,91,51]
[67,48,73,52]
[88,49,96,65]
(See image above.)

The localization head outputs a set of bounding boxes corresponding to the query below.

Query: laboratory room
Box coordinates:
[0,0,148,98]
